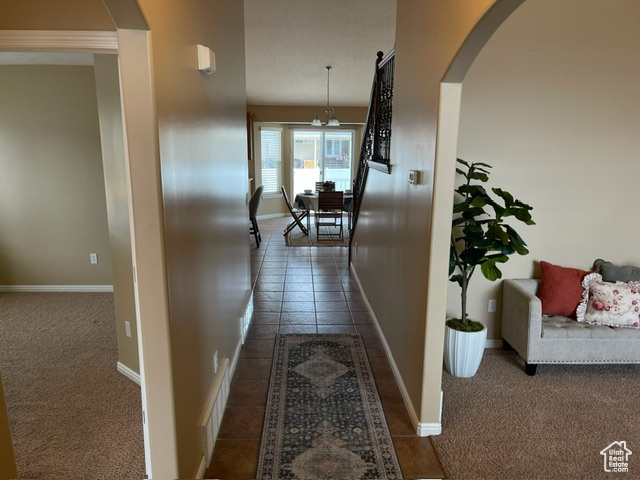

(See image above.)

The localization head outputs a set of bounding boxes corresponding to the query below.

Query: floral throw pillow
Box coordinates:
[576,273,640,328]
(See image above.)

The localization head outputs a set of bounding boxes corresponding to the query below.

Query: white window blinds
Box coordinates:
[260,127,282,195]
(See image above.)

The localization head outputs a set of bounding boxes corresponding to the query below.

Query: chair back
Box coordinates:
[315,181,324,192]
[281,186,296,212]
[249,186,263,219]
[318,191,343,210]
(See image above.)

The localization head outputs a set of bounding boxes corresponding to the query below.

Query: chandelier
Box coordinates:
[311,66,340,127]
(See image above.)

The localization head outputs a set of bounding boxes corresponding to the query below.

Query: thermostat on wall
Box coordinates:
[408,170,421,185]
[197,44,216,74]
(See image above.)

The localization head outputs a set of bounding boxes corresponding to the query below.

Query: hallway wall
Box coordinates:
[351,0,495,426]
[134,0,251,476]
[451,0,640,340]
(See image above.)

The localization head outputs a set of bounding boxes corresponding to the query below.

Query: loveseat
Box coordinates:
[501,278,640,375]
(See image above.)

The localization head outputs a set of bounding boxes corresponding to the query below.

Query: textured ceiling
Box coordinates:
[244,0,396,107]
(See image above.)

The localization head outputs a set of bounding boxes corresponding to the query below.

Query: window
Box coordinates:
[260,127,282,195]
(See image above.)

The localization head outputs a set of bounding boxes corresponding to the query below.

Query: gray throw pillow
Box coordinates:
[593,259,640,283]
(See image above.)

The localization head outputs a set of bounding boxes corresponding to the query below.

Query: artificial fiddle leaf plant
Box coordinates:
[448,158,535,332]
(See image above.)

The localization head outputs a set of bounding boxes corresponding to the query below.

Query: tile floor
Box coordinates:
[205,216,444,479]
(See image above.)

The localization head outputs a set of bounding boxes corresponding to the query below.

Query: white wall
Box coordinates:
[451,0,640,339]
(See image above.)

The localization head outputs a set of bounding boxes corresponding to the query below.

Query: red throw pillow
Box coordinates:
[539,261,591,317]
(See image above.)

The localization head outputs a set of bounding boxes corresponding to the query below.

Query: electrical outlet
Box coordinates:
[89,253,98,264]
[125,321,132,338]
[213,351,218,374]
[488,299,497,313]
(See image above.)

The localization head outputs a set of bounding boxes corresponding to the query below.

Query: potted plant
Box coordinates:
[446,158,535,377]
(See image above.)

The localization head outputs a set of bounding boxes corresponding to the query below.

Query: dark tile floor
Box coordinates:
[205,216,444,479]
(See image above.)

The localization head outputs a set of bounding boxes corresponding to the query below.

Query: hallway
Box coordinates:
[205,216,444,479]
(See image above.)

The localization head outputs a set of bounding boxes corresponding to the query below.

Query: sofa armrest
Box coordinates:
[501,279,542,361]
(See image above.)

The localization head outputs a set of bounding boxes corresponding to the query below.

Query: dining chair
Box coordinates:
[281,186,309,236]
[315,181,324,192]
[315,191,344,240]
[249,185,263,247]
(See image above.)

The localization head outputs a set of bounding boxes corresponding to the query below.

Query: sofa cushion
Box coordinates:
[538,261,590,317]
[576,273,640,329]
[542,316,640,339]
[593,259,640,283]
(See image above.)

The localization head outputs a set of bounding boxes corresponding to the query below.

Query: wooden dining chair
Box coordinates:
[315,191,343,240]
[249,185,263,247]
[281,186,309,236]
[315,181,324,192]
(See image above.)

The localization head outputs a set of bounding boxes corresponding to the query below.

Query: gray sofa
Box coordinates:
[501,279,640,375]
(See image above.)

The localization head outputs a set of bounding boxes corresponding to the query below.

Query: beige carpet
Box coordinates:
[0,292,145,480]
[431,349,640,480]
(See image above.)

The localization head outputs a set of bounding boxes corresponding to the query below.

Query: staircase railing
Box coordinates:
[349,49,395,249]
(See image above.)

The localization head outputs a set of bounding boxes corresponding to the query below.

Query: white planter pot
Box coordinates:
[443,323,487,378]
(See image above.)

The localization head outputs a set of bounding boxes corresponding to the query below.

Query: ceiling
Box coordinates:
[244,0,396,107]
[0,1,397,108]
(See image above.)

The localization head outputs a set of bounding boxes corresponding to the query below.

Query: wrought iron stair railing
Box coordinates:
[350,50,395,249]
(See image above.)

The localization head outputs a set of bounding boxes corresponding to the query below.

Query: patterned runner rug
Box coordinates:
[257,334,402,480]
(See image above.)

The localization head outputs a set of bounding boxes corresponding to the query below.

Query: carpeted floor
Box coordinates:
[431,349,640,480]
[0,292,146,480]
[257,334,401,480]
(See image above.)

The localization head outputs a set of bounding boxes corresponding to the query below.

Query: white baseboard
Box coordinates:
[256,213,286,220]
[417,422,443,436]
[349,264,441,437]
[117,362,141,385]
[197,335,244,479]
[195,455,207,480]
[0,285,113,292]
[241,290,254,343]
[485,339,502,349]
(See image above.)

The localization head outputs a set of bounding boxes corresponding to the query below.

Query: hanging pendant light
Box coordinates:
[310,66,340,127]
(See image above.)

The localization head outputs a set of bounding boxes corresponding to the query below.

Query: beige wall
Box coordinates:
[134,0,250,476]
[449,0,640,339]
[352,0,495,422]
[94,54,139,374]
[249,104,367,124]
[0,65,113,286]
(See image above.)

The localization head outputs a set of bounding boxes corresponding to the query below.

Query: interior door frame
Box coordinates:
[0,28,179,478]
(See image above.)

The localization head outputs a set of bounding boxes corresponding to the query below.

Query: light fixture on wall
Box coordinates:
[311,66,340,127]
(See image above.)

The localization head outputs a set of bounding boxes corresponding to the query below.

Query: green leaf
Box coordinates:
[487,224,509,245]
[470,196,488,208]
[457,184,488,197]
[474,162,492,169]
[504,225,529,255]
[456,158,470,167]
[449,274,463,286]
[480,261,503,281]
[453,201,469,213]
[514,208,534,224]
[493,188,514,207]
[460,248,487,266]
[469,172,489,182]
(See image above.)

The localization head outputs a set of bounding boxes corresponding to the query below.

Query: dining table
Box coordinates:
[294,191,354,231]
